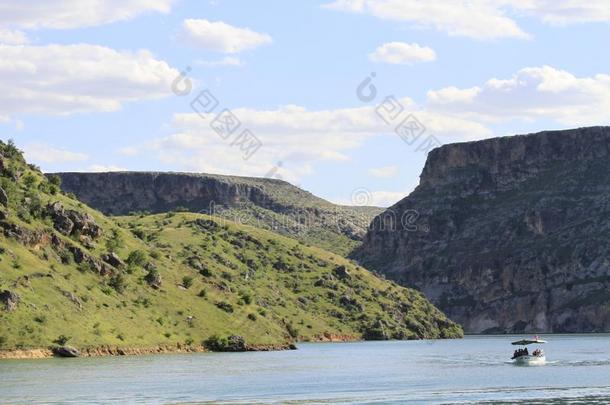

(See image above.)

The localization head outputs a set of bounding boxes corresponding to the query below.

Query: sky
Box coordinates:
[1,0,610,207]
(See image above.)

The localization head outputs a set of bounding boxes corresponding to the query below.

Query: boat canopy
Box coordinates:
[511,338,547,346]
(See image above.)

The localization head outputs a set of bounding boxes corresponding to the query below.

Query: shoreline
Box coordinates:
[0,333,468,359]
[0,334,360,360]
[0,343,296,360]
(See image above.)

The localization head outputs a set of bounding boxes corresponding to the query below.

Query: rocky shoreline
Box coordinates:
[0,333,402,359]
[0,342,299,360]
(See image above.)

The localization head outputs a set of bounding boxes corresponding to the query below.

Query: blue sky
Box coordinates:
[2,0,610,206]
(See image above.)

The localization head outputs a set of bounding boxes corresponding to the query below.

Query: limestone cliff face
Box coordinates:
[55,172,272,215]
[52,172,382,256]
[354,127,610,333]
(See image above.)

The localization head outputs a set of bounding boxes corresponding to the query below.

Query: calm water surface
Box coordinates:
[1,335,610,404]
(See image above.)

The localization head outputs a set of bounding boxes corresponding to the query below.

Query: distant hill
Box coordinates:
[354,127,610,334]
[0,141,461,356]
[52,172,382,256]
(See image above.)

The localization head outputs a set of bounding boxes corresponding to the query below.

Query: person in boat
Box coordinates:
[512,348,524,359]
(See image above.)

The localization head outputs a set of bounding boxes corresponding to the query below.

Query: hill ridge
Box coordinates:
[51,171,382,256]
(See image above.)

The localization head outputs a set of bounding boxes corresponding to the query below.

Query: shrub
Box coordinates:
[197,266,212,277]
[203,334,228,351]
[56,249,72,265]
[239,291,252,305]
[197,289,207,298]
[48,174,62,187]
[4,139,21,156]
[286,321,299,339]
[26,193,43,219]
[109,274,127,293]
[126,250,147,267]
[100,286,113,295]
[53,334,71,345]
[144,269,162,288]
[48,184,60,195]
[203,334,246,352]
[23,174,37,189]
[105,229,124,253]
[247,313,257,321]
[215,301,234,313]
[131,229,146,240]
[182,276,194,289]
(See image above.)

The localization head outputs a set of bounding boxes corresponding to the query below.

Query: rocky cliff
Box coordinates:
[354,127,610,333]
[52,172,381,256]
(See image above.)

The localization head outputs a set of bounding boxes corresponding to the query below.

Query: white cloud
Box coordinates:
[119,146,140,156]
[23,143,89,163]
[131,99,489,183]
[0,44,180,117]
[368,190,408,207]
[0,28,28,44]
[427,65,610,126]
[333,189,408,207]
[324,0,610,40]
[179,19,272,53]
[369,165,398,178]
[88,164,128,172]
[501,0,610,26]
[427,86,480,105]
[369,42,436,64]
[323,0,530,40]
[0,0,173,29]
[196,56,243,67]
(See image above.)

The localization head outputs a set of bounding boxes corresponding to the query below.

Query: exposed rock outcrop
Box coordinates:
[46,202,102,240]
[0,290,20,311]
[52,345,80,358]
[102,252,125,269]
[0,186,8,207]
[355,127,610,334]
[59,289,83,310]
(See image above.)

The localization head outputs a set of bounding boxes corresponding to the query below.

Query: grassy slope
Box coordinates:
[213,204,376,257]
[0,142,461,351]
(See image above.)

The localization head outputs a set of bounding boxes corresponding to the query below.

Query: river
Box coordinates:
[1,335,610,404]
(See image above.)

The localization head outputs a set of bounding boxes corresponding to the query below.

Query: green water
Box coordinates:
[1,335,610,404]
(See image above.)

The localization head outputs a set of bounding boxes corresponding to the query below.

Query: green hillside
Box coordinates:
[0,140,461,354]
[54,171,384,256]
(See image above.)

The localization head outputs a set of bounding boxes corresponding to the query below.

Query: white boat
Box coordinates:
[510,337,547,366]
